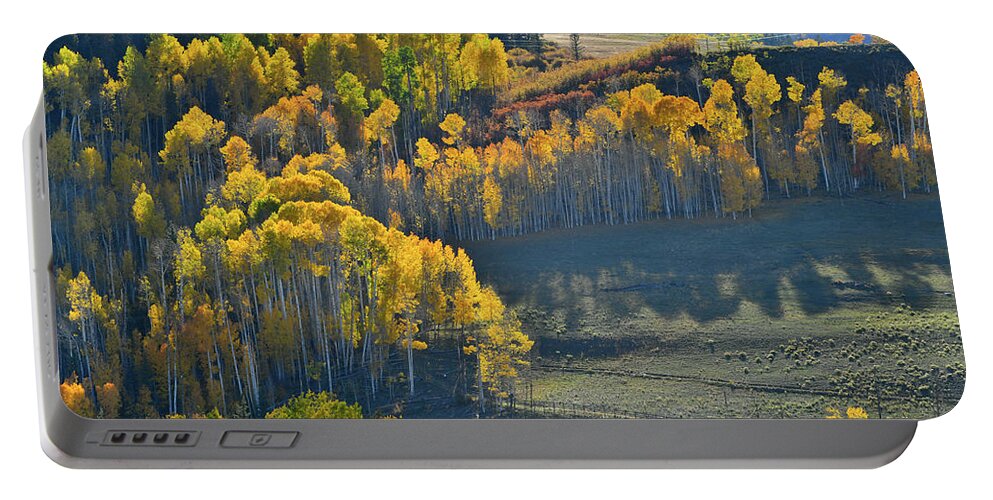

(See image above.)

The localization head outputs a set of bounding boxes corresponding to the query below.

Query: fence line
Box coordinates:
[534,363,952,403]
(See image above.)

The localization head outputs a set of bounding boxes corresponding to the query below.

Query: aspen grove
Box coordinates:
[44,34,934,418]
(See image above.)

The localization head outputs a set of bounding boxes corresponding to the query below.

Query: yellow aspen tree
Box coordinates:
[731,54,761,88]
[786,76,806,129]
[459,285,533,411]
[364,98,400,168]
[159,106,226,213]
[439,113,467,146]
[914,131,936,191]
[548,110,574,156]
[703,79,761,217]
[66,271,98,382]
[581,106,622,226]
[524,129,557,209]
[263,47,300,100]
[384,159,411,190]
[795,88,828,192]
[742,66,783,194]
[718,143,762,216]
[882,81,921,198]
[413,137,440,171]
[459,34,510,93]
[482,175,503,237]
[619,84,660,151]
[903,70,935,192]
[75,146,105,185]
[703,80,746,144]
[220,136,255,172]
[834,100,882,176]
[221,166,266,209]
[905,71,925,120]
[654,94,703,169]
[653,94,703,207]
[174,228,206,319]
[414,138,452,235]
[884,143,921,197]
[477,317,533,404]
[382,158,413,232]
[377,229,424,395]
[60,375,95,417]
[817,67,848,108]
[132,183,167,239]
[95,382,122,419]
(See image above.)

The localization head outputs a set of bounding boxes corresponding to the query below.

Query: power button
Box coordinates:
[220,431,298,448]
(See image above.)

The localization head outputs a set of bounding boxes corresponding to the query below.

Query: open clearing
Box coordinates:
[543,34,671,58]
[461,194,963,419]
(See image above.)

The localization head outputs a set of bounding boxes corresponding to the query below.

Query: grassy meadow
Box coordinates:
[463,194,963,418]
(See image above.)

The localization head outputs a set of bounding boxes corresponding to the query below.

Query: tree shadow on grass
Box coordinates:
[464,196,952,337]
[787,261,840,315]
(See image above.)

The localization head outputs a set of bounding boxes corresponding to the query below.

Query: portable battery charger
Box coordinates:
[25,33,963,468]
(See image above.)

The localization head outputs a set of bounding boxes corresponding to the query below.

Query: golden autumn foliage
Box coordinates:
[717,143,763,215]
[439,113,467,146]
[743,67,781,123]
[95,382,121,419]
[817,66,848,101]
[786,76,805,104]
[905,72,923,111]
[847,407,869,419]
[220,136,255,173]
[703,80,746,144]
[46,34,938,419]
[834,100,882,146]
[459,34,510,92]
[364,98,400,146]
[796,89,825,151]
[160,106,226,172]
[826,406,870,419]
[731,54,761,86]
[499,35,694,104]
[60,376,94,417]
[482,175,504,231]
[384,159,411,190]
[834,99,883,171]
[132,183,166,238]
[477,320,534,398]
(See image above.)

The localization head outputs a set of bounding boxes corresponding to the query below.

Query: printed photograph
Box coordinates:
[43,33,964,419]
